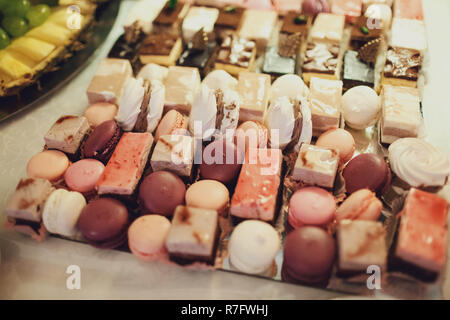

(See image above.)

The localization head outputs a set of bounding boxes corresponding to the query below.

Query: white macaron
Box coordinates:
[228,220,280,275]
[42,189,86,238]
[341,86,380,129]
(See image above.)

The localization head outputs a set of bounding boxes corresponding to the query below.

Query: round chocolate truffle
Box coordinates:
[282,227,335,287]
[82,120,122,163]
[343,153,391,195]
[139,171,186,217]
[78,198,129,249]
[200,139,243,184]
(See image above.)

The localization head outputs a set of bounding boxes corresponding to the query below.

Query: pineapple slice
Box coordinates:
[8,37,56,63]
[48,7,86,33]
[0,52,32,80]
[27,22,73,46]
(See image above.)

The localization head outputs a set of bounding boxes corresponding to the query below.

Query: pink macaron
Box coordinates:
[316,128,355,165]
[64,159,105,193]
[288,187,336,229]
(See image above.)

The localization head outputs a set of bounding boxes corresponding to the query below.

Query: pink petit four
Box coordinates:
[230,148,282,222]
[395,188,448,274]
[96,132,153,195]
[393,0,423,20]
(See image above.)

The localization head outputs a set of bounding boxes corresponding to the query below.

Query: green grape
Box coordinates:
[0,27,10,49]
[3,0,31,18]
[26,4,50,28]
[2,16,29,38]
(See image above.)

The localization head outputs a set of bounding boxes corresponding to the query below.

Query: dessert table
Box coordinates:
[0,0,449,299]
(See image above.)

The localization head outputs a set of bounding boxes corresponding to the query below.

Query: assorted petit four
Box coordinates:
[238,72,271,123]
[139,171,187,217]
[343,50,375,90]
[78,198,130,249]
[164,66,201,114]
[138,34,183,67]
[96,132,153,195]
[181,6,219,43]
[231,148,282,222]
[388,138,450,190]
[335,189,382,222]
[238,9,278,53]
[343,153,391,195]
[86,58,133,104]
[308,77,342,136]
[128,215,172,261]
[341,85,380,129]
[380,85,422,144]
[214,35,257,76]
[42,189,86,238]
[282,227,336,287]
[228,220,280,275]
[44,116,90,156]
[83,102,118,128]
[337,220,387,272]
[394,189,448,279]
[186,180,230,216]
[292,144,339,188]
[150,134,195,177]
[5,0,449,297]
[27,150,70,182]
[288,187,336,230]
[166,205,219,264]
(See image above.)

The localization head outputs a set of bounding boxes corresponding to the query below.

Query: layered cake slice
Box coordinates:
[380,85,422,144]
[138,33,183,67]
[44,116,90,155]
[230,148,283,222]
[166,205,219,264]
[309,77,343,136]
[164,66,201,114]
[394,188,448,280]
[96,132,154,195]
[237,72,271,123]
[381,47,422,88]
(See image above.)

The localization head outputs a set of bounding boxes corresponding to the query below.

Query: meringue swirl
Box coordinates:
[388,138,450,187]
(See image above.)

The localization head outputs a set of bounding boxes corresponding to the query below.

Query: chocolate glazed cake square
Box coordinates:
[382,46,422,87]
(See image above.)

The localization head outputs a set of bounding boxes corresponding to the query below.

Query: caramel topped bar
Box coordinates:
[384,47,422,82]
[302,42,341,84]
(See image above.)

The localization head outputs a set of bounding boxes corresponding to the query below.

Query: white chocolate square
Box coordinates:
[151,134,194,177]
[166,206,218,259]
[310,13,345,44]
[293,143,339,188]
[238,9,278,52]
[338,220,387,271]
[182,6,219,43]
[164,66,201,114]
[390,18,427,52]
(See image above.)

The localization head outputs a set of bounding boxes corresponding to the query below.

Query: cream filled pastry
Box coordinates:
[388,138,450,188]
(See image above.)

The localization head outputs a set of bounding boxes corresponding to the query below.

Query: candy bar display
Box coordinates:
[4,0,450,300]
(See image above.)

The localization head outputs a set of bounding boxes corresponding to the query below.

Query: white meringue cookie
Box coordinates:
[270,74,310,102]
[146,80,165,133]
[189,85,217,141]
[202,70,238,92]
[389,138,450,188]
[137,63,169,83]
[264,96,296,149]
[116,77,145,131]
